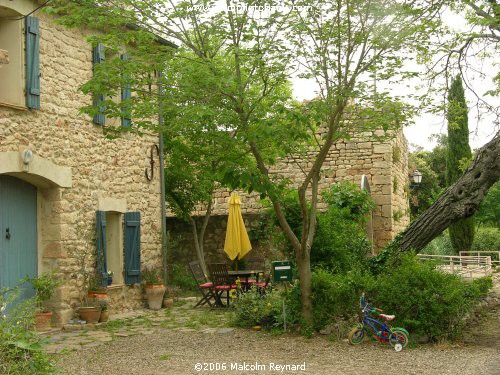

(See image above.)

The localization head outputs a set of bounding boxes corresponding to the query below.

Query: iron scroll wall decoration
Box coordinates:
[145,144,160,181]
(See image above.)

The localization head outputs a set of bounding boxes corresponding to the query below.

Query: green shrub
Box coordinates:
[169,263,197,291]
[0,287,55,374]
[371,255,489,341]
[286,255,491,340]
[421,232,454,255]
[309,269,374,330]
[232,288,284,329]
[422,227,499,257]
[27,272,61,312]
[471,227,500,253]
[471,277,493,296]
[270,182,373,273]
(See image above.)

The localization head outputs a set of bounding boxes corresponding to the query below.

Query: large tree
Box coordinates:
[398,131,499,253]
[446,75,475,253]
[47,0,445,323]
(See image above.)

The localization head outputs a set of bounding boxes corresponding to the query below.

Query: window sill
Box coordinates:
[0,101,28,111]
[107,284,124,290]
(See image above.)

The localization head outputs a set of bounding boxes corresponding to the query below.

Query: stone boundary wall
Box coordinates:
[171,129,410,251]
[0,11,162,323]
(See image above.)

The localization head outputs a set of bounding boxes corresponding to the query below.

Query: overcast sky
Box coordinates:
[290,9,498,152]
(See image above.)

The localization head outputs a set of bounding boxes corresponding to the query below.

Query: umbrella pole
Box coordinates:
[235,255,238,271]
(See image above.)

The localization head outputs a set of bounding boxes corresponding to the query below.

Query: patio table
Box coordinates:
[228,270,263,291]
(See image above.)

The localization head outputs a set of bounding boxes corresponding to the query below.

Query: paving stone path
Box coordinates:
[42,298,233,354]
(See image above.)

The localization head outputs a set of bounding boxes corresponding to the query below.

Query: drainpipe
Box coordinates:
[158,72,168,284]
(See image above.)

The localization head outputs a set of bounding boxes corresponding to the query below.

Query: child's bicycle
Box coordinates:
[347,293,409,351]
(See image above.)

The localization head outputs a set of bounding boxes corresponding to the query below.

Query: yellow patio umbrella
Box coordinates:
[224,193,252,261]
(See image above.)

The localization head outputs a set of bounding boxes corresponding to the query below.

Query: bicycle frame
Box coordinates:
[359,295,394,342]
[349,294,409,350]
[362,314,392,342]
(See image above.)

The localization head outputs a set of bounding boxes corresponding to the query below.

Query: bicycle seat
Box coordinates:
[379,314,395,321]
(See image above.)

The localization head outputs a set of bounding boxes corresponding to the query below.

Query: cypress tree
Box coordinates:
[446,75,474,253]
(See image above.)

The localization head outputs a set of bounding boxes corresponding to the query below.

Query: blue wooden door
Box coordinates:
[0,175,38,313]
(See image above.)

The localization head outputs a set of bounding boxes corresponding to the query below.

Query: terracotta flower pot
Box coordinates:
[34,311,53,331]
[88,290,109,300]
[163,297,174,308]
[79,306,101,324]
[99,310,109,322]
[145,284,166,310]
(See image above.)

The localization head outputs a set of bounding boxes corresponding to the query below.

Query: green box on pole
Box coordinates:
[272,261,292,283]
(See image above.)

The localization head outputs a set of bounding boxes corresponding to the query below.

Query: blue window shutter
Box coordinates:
[124,212,141,284]
[25,16,40,109]
[92,43,105,125]
[121,54,132,127]
[96,211,109,287]
[120,53,132,127]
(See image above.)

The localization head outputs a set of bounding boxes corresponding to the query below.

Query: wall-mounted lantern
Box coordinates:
[411,169,423,186]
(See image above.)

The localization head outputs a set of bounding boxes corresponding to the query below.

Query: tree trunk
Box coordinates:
[399,132,499,253]
[296,249,313,324]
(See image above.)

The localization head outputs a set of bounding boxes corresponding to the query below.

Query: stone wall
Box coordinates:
[166,214,276,269]
[176,129,410,251]
[0,11,162,323]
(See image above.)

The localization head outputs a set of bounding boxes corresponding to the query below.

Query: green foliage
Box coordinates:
[169,263,197,291]
[27,272,61,312]
[420,232,455,256]
[476,182,500,228]
[46,0,446,324]
[371,255,487,340]
[288,255,491,340]
[312,183,374,272]
[232,288,285,329]
[423,227,499,255]
[392,146,401,163]
[308,269,375,331]
[0,287,55,374]
[446,75,474,253]
[449,217,476,254]
[142,268,163,285]
[470,227,500,253]
[408,150,444,220]
[393,210,405,222]
[269,182,374,273]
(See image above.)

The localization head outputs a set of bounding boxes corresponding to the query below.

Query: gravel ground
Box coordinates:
[56,327,499,375]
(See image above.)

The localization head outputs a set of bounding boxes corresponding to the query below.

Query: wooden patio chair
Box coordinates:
[189,261,215,308]
[208,263,237,307]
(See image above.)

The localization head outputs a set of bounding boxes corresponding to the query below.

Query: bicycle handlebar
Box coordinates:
[360,293,383,314]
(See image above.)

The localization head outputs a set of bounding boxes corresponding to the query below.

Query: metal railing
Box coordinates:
[417,254,492,278]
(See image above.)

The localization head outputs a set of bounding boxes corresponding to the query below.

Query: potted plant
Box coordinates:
[163,285,175,308]
[28,272,61,331]
[79,274,105,324]
[142,267,165,310]
[99,302,109,322]
[107,270,114,286]
[78,303,101,324]
[87,275,108,300]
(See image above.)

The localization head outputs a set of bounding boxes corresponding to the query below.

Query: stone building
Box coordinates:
[0,0,164,324]
[167,129,410,262]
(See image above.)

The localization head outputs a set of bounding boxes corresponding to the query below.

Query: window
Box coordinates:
[105,212,124,285]
[0,7,24,107]
[92,44,132,127]
[0,6,40,110]
[96,210,141,286]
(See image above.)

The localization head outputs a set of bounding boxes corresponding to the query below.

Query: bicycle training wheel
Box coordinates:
[389,328,409,349]
[348,326,365,345]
